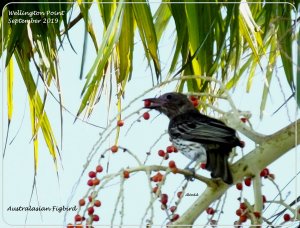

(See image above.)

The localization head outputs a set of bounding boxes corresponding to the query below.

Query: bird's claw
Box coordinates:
[184,167,196,181]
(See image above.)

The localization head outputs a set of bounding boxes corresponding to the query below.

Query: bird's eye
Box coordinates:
[166,94,172,100]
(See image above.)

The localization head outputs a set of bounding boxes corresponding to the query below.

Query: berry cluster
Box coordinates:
[164,191,183,226]
[233,168,278,226]
[234,202,262,225]
[235,177,252,190]
[143,100,152,120]
[67,165,104,227]
[150,170,184,225]
[157,144,178,161]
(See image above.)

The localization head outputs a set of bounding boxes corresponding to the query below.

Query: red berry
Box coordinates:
[75,225,83,228]
[123,170,130,179]
[87,207,94,215]
[87,179,94,186]
[200,163,206,169]
[240,117,248,123]
[67,224,74,228]
[189,96,198,101]
[244,177,252,187]
[283,213,291,222]
[94,200,101,207]
[144,100,151,107]
[151,172,164,182]
[171,214,180,222]
[155,172,163,182]
[152,186,158,193]
[260,168,269,177]
[160,194,168,205]
[239,215,247,223]
[166,146,173,153]
[169,160,176,169]
[143,112,150,120]
[117,120,124,127]
[93,214,100,221]
[158,150,166,157]
[262,195,267,203]
[170,206,177,213]
[166,145,176,153]
[92,178,100,186]
[89,171,96,178]
[74,214,82,222]
[79,199,85,206]
[206,207,215,215]
[192,99,199,107]
[111,145,118,153]
[236,182,243,190]
[177,191,183,198]
[96,165,103,173]
[88,196,93,202]
[236,209,243,216]
[254,211,261,218]
[240,203,247,210]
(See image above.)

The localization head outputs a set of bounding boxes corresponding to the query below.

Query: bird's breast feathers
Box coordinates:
[171,138,207,162]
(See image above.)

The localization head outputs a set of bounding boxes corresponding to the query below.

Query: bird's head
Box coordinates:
[144,92,196,119]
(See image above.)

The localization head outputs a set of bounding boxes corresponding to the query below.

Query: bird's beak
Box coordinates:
[143,97,165,109]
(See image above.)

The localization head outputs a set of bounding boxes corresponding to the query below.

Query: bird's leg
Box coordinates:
[184,160,196,181]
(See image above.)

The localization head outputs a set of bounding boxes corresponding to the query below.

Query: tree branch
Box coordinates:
[172,119,299,227]
[128,165,217,188]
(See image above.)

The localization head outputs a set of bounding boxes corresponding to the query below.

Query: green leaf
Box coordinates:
[6,58,13,121]
[277,4,294,91]
[77,0,125,118]
[116,4,134,84]
[81,0,124,94]
[154,1,171,42]
[168,3,188,75]
[184,3,201,75]
[15,49,59,172]
[260,37,278,117]
[28,96,39,173]
[132,0,161,78]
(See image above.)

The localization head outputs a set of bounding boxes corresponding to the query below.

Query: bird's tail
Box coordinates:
[206,151,233,185]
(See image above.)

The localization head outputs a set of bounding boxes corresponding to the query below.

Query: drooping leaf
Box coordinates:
[116,4,134,84]
[77,0,125,118]
[168,2,188,76]
[154,1,171,42]
[260,37,278,118]
[15,49,59,172]
[7,58,14,122]
[132,0,161,78]
[277,4,295,91]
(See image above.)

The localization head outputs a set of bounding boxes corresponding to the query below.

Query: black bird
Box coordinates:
[144,92,243,184]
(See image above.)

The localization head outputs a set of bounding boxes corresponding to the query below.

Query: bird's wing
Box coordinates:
[169,113,239,145]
